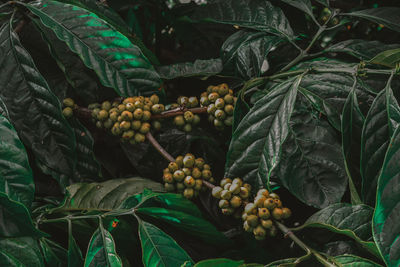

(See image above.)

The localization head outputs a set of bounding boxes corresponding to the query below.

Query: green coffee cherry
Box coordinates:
[62,107,73,118]
[101,101,111,111]
[212,186,223,198]
[63,98,75,108]
[134,133,145,143]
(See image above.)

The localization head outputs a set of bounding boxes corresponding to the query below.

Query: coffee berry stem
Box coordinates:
[145,132,175,162]
[203,180,215,190]
[274,221,337,267]
[151,106,207,119]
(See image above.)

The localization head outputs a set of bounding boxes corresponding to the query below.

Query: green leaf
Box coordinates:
[232,94,250,133]
[0,114,34,208]
[325,40,400,61]
[373,125,400,266]
[0,19,76,188]
[136,207,230,245]
[39,238,68,267]
[341,84,364,204]
[225,76,301,190]
[334,255,382,267]
[53,0,159,65]
[68,231,83,267]
[344,7,400,33]
[273,97,347,208]
[360,76,400,205]
[193,258,244,267]
[294,203,379,257]
[314,0,329,7]
[54,177,165,212]
[190,0,294,38]
[138,220,193,267]
[0,193,45,238]
[69,118,102,180]
[279,0,315,20]
[369,48,400,68]
[84,226,122,267]
[157,59,223,80]
[25,0,161,97]
[0,237,45,266]
[221,30,282,80]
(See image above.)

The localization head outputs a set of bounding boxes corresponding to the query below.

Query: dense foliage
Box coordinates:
[0,0,400,266]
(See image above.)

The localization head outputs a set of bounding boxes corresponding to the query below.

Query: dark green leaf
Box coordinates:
[52,0,159,65]
[232,94,250,133]
[373,125,400,266]
[360,76,400,204]
[221,30,282,80]
[39,238,68,267]
[225,76,301,190]
[314,0,329,7]
[157,59,223,80]
[25,0,161,97]
[369,48,400,68]
[334,255,382,267]
[68,230,83,267]
[193,258,244,267]
[0,193,45,238]
[0,114,34,208]
[341,84,364,204]
[325,39,400,61]
[84,226,122,267]
[0,20,76,188]
[190,0,294,38]
[54,177,164,212]
[69,118,102,180]
[344,7,400,33]
[0,237,45,266]
[137,207,230,244]
[279,0,314,19]
[273,97,347,208]
[138,220,193,267]
[294,203,379,257]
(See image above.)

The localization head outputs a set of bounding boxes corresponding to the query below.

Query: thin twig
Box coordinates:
[151,106,207,119]
[274,221,337,267]
[203,180,215,190]
[145,132,175,162]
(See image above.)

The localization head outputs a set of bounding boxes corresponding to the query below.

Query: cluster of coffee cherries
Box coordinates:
[170,96,201,132]
[163,153,215,199]
[242,189,291,240]
[211,178,251,218]
[88,95,163,144]
[62,98,76,118]
[200,83,236,130]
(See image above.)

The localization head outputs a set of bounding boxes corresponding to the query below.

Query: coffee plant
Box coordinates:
[0,0,400,266]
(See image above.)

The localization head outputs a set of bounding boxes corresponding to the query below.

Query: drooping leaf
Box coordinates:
[0,20,76,188]
[189,0,294,39]
[360,76,400,205]
[84,226,122,267]
[334,255,382,267]
[68,229,83,267]
[39,238,68,267]
[373,125,400,266]
[279,0,314,20]
[54,177,164,212]
[344,7,400,33]
[325,39,400,61]
[24,0,161,97]
[0,114,34,208]
[341,85,364,204]
[0,237,45,266]
[138,220,193,267]
[273,97,347,208]
[294,203,379,257]
[136,207,230,245]
[221,30,282,80]
[369,48,400,68]
[69,118,102,181]
[0,193,46,238]
[225,76,301,190]
[157,59,223,80]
